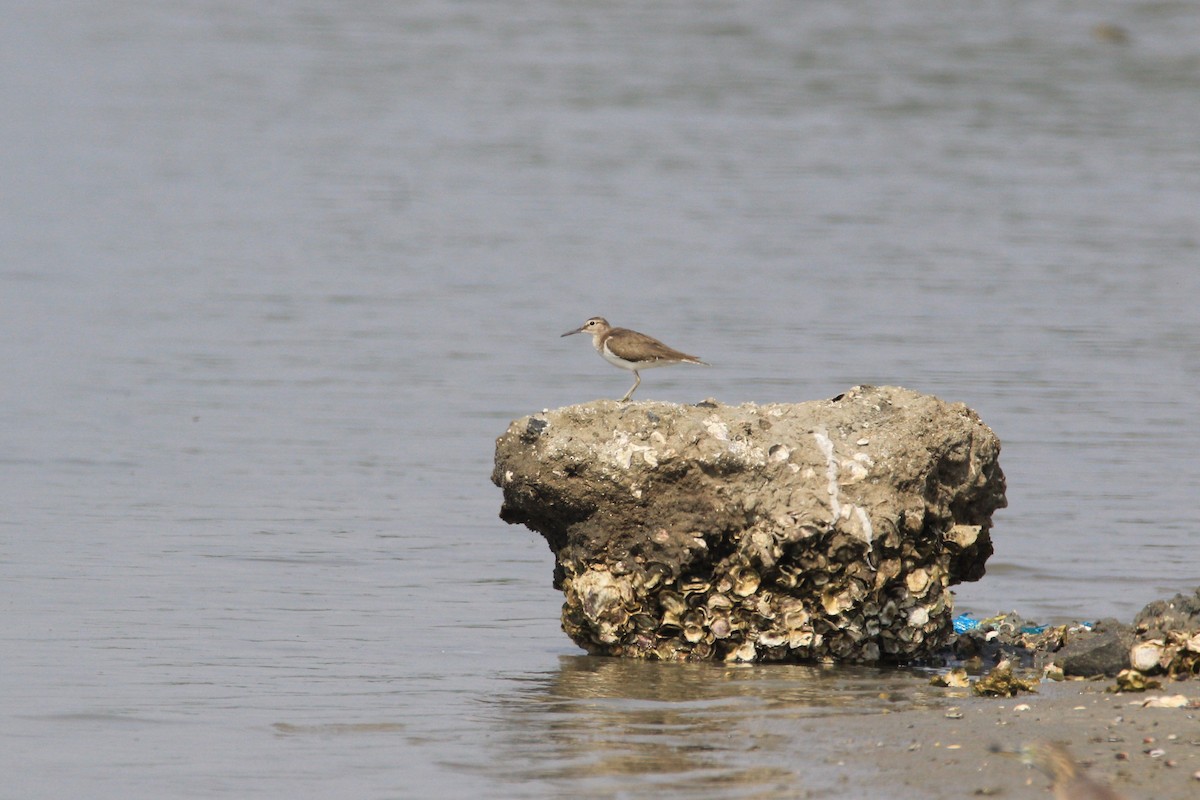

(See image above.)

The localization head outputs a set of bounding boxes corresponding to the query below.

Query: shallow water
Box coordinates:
[3,1,1199,796]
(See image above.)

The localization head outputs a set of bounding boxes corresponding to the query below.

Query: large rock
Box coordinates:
[1133,587,1200,636]
[492,385,1006,663]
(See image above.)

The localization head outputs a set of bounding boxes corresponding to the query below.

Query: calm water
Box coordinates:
[3,1,1198,797]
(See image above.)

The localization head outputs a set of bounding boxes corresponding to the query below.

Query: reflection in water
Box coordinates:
[272,722,406,736]
[474,656,949,798]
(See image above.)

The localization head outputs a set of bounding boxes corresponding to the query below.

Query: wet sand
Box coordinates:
[804,681,1199,799]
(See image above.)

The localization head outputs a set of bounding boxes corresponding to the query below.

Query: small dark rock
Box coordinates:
[1054,618,1135,677]
[521,417,549,442]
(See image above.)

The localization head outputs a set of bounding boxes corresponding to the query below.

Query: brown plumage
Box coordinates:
[1021,742,1126,800]
[561,316,708,402]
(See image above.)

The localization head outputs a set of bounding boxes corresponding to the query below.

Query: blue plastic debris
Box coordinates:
[952,613,979,634]
[1019,624,1047,634]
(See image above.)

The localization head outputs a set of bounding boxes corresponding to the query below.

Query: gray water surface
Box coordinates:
[3,1,1198,797]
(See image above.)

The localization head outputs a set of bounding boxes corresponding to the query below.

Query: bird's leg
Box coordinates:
[620,371,641,402]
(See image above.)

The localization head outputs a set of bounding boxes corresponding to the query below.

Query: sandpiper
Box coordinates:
[1021,741,1125,800]
[561,316,708,402]
[989,741,1125,800]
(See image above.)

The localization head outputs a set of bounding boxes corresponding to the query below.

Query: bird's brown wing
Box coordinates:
[605,328,704,365]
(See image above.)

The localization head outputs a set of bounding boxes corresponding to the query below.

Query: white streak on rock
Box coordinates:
[817,432,875,551]
[854,506,874,545]
[814,430,841,521]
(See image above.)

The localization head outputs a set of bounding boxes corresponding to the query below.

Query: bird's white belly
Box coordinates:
[599,344,664,371]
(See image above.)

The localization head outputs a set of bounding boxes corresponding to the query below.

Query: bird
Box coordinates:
[1024,741,1126,800]
[991,741,1126,800]
[561,317,708,402]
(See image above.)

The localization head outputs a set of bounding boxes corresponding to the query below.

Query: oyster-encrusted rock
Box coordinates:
[493,385,1006,663]
[1128,588,1200,678]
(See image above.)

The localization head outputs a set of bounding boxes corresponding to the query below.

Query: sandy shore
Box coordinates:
[802,680,1199,799]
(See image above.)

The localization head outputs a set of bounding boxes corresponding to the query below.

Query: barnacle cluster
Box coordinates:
[568,577,931,662]
[1128,631,1200,679]
[559,515,964,663]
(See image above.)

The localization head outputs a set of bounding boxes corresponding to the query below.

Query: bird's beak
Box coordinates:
[561,325,583,337]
